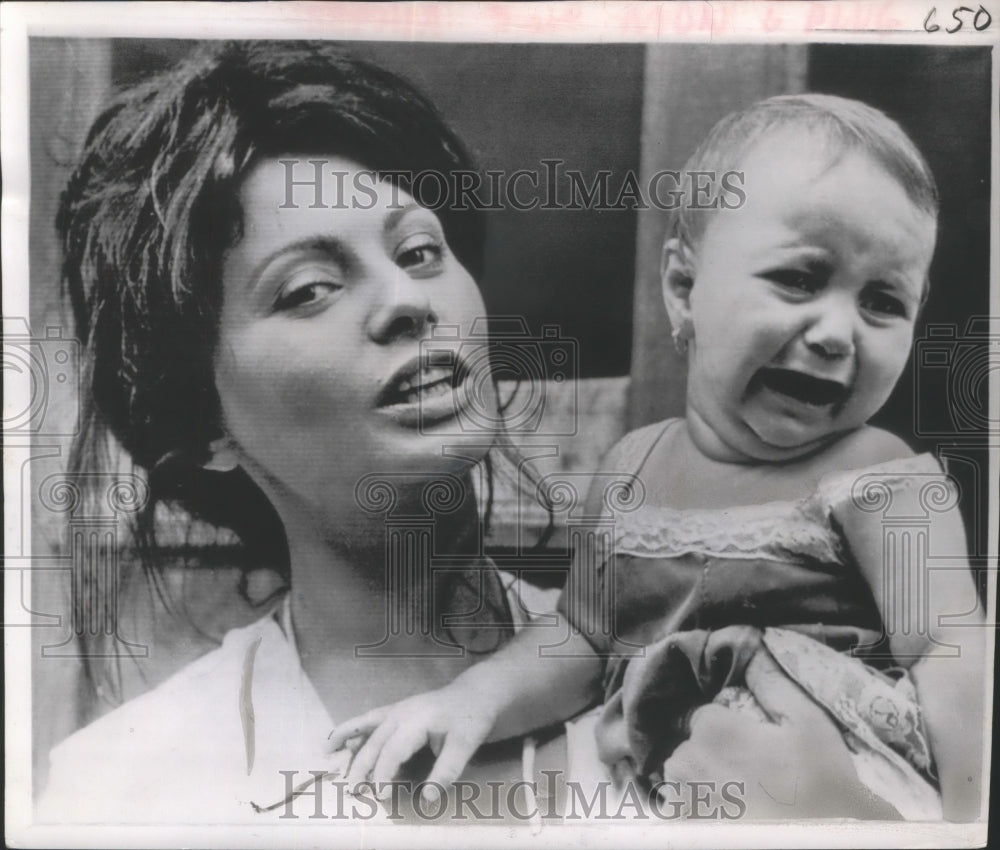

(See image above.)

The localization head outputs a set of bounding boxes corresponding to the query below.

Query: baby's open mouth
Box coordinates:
[756,367,848,408]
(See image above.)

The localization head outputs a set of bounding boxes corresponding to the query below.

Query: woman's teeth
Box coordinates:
[398,379,452,404]
[390,365,454,405]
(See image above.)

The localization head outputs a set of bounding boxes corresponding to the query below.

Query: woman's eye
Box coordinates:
[273,278,343,313]
[763,269,819,293]
[395,233,444,272]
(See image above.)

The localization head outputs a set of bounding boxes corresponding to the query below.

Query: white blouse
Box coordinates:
[37,575,582,825]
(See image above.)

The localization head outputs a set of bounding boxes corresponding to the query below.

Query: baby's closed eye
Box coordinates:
[859,284,908,319]
[760,268,824,295]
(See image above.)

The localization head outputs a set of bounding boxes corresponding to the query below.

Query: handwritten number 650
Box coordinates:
[924,5,993,32]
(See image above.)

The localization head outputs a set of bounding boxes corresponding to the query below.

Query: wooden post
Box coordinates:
[28,37,112,798]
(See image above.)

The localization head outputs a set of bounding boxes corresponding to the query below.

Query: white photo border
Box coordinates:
[3,2,998,848]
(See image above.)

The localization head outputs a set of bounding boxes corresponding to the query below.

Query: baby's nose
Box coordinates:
[802,305,855,359]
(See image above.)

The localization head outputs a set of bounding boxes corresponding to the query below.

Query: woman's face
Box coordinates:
[214,156,496,520]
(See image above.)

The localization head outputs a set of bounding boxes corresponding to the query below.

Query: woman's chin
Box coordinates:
[371,426,493,476]
[373,405,499,472]
[373,378,501,437]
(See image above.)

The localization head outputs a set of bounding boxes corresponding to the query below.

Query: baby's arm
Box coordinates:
[328,618,602,791]
[329,445,643,791]
[329,462,629,791]
[835,463,985,821]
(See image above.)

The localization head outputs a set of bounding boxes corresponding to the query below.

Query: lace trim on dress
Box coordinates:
[615,499,842,563]
[606,431,947,563]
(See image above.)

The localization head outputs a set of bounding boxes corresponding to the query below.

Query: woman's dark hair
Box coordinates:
[64,40,485,471]
[59,41,537,700]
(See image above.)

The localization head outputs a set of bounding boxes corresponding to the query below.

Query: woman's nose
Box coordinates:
[802,299,855,360]
[367,272,437,343]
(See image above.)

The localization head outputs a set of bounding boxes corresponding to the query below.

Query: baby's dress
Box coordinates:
[559,420,946,819]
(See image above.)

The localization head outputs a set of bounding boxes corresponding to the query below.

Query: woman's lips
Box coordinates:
[374,354,470,427]
[377,364,454,406]
[755,367,849,408]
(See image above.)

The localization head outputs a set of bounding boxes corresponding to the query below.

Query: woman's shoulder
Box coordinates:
[52,612,284,750]
[38,611,288,822]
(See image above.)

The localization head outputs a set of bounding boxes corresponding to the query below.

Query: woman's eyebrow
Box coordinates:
[244,203,427,291]
[246,236,347,291]
[383,201,424,231]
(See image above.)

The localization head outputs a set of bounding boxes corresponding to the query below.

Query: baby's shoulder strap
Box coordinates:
[601,418,678,477]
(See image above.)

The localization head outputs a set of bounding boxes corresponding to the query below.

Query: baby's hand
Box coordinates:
[326,683,499,799]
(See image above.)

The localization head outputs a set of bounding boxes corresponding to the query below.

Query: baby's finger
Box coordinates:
[345,719,397,788]
[344,735,365,755]
[370,725,431,795]
[326,707,390,753]
[686,703,739,743]
[423,731,481,795]
[661,740,704,784]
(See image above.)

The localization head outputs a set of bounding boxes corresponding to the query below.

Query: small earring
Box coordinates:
[671,326,689,356]
[202,435,240,472]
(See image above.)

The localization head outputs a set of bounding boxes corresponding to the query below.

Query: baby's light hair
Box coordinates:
[671,93,939,254]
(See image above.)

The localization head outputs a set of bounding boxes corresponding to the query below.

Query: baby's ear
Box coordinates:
[660,238,695,338]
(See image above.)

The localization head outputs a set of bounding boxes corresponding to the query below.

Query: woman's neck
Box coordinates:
[283,522,390,655]
[275,480,481,659]
[275,490,482,718]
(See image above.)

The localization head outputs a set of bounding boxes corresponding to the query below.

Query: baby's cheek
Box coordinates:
[857,336,912,413]
[874,332,914,383]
